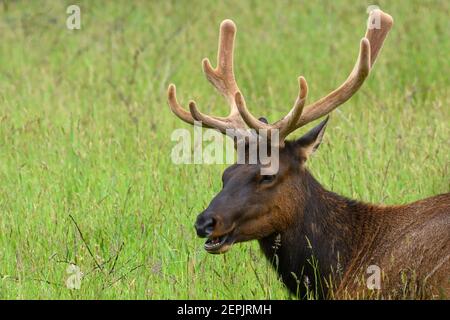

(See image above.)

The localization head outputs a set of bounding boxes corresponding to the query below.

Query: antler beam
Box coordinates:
[168,9,393,146]
[235,9,393,145]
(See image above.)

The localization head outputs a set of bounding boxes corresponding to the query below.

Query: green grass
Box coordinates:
[0,0,448,299]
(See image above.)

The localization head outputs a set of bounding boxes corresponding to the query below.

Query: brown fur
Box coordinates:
[195,137,450,299]
[169,10,447,300]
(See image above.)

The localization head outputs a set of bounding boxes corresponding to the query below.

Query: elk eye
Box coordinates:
[260,174,276,184]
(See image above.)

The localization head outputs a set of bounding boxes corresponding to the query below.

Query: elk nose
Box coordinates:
[195,215,216,238]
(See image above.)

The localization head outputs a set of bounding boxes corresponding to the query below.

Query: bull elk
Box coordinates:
[167,9,450,299]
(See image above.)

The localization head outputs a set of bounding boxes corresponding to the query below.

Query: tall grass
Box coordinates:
[0,0,448,299]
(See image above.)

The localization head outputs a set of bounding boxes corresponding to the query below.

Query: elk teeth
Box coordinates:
[205,235,228,250]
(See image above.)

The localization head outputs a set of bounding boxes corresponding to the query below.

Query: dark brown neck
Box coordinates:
[258,169,381,299]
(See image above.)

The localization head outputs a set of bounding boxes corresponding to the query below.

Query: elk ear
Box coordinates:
[295,116,329,160]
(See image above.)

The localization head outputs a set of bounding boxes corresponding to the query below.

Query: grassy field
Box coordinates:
[0,0,448,299]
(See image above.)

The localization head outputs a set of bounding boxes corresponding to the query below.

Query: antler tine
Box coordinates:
[168,84,231,129]
[202,19,240,107]
[278,76,309,138]
[236,76,308,145]
[167,19,247,135]
[167,84,205,127]
[295,9,393,127]
[294,38,371,126]
[192,19,247,131]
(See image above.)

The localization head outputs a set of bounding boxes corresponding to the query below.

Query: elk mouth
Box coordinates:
[204,232,234,254]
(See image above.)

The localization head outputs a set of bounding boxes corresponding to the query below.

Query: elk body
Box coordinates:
[167,10,450,299]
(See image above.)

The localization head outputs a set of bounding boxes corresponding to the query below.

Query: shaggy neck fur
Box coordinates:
[258,169,382,299]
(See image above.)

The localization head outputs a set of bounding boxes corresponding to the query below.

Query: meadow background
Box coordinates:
[0,0,448,299]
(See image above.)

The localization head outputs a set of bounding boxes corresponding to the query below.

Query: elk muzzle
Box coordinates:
[195,210,236,254]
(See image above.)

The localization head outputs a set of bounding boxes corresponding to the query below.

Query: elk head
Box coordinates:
[168,10,393,254]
